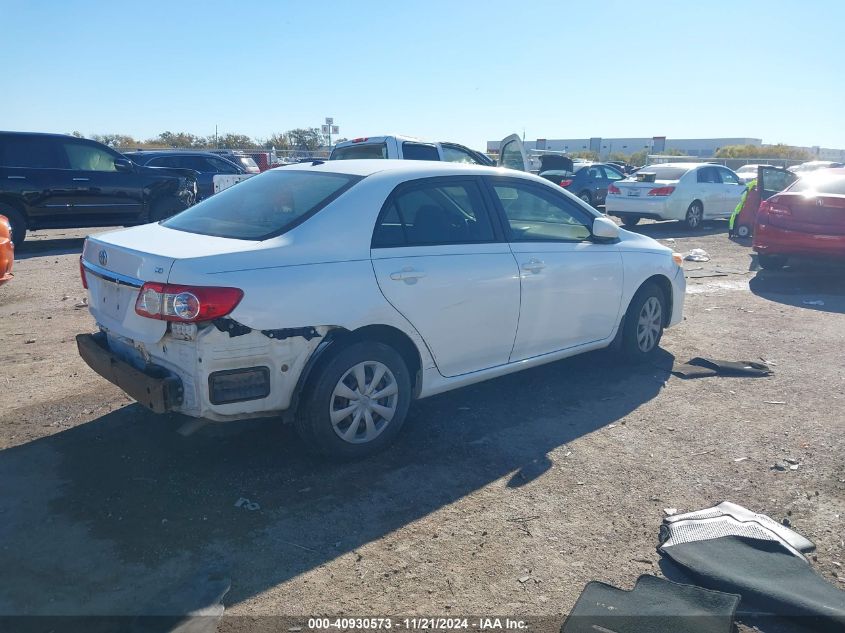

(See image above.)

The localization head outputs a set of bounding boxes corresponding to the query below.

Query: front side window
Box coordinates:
[63,142,118,171]
[717,168,740,184]
[500,139,525,171]
[492,182,592,242]
[163,170,360,240]
[602,166,624,180]
[441,145,481,165]
[402,142,439,161]
[372,180,495,247]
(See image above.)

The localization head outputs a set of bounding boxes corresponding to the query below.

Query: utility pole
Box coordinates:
[215,125,218,148]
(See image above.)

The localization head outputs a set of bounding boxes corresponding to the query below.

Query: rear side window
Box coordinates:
[789,173,845,195]
[163,170,361,240]
[372,180,496,247]
[332,143,389,160]
[402,142,439,161]
[697,167,721,183]
[0,135,65,168]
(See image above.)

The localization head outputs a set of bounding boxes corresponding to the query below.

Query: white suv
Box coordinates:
[330,135,494,165]
[78,160,685,457]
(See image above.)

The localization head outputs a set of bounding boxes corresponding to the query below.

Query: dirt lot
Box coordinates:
[1,222,843,628]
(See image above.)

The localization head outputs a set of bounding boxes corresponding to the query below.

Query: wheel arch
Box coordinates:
[286,323,424,421]
[0,196,29,224]
[640,274,673,326]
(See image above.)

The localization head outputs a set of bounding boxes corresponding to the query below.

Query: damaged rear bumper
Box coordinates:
[76,332,184,413]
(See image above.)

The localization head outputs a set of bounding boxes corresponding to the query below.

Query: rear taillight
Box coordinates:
[559,179,573,187]
[80,257,88,289]
[135,282,243,323]
[648,186,676,196]
[607,184,621,195]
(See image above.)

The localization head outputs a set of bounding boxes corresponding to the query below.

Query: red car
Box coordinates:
[753,168,845,269]
[0,214,13,285]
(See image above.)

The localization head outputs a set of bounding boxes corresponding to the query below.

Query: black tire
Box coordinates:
[578,191,593,206]
[621,282,666,362]
[685,201,704,230]
[621,215,641,227]
[735,224,751,238]
[296,340,411,459]
[757,253,787,270]
[0,206,26,248]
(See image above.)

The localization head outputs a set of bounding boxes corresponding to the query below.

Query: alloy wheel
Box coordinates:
[686,203,703,229]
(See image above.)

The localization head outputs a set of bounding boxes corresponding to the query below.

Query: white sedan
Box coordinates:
[77,160,685,457]
[605,163,746,229]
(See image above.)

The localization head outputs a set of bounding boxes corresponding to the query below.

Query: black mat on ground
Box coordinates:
[561,574,739,633]
[672,357,772,378]
[660,536,845,631]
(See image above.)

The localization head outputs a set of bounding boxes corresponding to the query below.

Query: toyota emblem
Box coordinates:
[816,198,824,206]
[98,249,108,266]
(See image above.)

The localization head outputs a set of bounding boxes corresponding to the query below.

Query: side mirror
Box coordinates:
[592,216,619,241]
[114,158,134,172]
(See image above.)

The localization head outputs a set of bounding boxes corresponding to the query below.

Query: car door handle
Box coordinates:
[389,267,426,282]
[521,259,546,273]
[7,175,25,180]
[73,177,90,182]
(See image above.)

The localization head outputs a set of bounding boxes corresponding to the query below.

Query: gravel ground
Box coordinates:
[0,222,843,629]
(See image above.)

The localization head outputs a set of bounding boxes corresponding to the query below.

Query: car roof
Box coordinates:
[123,150,226,157]
[334,135,428,148]
[642,162,712,170]
[276,158,540,180]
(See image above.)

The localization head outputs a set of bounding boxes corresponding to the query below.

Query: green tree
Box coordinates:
[215,133,257,150]
[287,127,324,151]
[714,143,809,160]
[661,148,688,156]
[570,150,599,161]
[627,149,648,166]
[148,131,205,148]
[262,132,291,150]
[91,133,138,148]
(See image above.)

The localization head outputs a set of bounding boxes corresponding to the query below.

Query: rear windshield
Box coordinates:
[788,173,845,195]
[638,166,689,181]
[162,170,361,240]
[331,143,389,160]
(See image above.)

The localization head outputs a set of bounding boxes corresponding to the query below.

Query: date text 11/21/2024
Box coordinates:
[307,618,528,630]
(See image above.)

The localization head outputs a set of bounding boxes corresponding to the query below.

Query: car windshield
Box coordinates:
[787,173,845,195]
[162,170,361,240]
[638,166,689,180]
[332,143,389,160]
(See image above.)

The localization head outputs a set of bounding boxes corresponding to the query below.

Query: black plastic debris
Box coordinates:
[562,574,739,633]
[671,357,773,378]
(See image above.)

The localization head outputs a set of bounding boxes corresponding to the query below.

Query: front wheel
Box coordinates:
[685,201,704,230]
[621,283,666,361]
[578,191,593,206]
[296,341,411,458]
[621,215,641,227]
[757,253,787,270]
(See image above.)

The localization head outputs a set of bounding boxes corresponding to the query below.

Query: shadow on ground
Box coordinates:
[0,349,671,618]
[14,237,86,260]
[625,220,728,240]
[749,259,845,314]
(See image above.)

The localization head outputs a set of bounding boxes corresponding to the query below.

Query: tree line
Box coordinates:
[68,128,335,151]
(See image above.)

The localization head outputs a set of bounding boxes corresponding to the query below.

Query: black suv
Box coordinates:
[122,150,246,200]
[0,131,198,246]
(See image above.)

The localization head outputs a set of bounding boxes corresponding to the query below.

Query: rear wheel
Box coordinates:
[685,201,703,230]
[757,253,787,270]
[621,282,666,361]
[578,191,593,206]
[296,341,411,458]
[0,206,26,247]
[735,224,751,238]
[621,215,641,227]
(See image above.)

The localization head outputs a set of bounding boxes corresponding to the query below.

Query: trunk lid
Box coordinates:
[82,223,261,344]
[768,193,845,235]
[613,177,679,198]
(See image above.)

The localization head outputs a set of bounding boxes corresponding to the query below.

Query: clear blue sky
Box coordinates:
[2,0,843,151]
